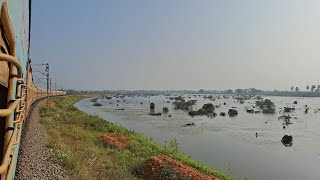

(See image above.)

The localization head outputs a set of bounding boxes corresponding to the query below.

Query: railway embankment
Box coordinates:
[19,95,231,180]
[15,100,69,180]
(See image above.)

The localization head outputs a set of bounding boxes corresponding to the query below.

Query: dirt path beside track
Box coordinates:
[15,100,69,180]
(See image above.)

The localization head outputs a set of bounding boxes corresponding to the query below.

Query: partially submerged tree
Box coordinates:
[188,103,216,116]
[256,99,276,114]
[173,100,197,110]
[228,109,238,116]
[162,107,169,113]
[150,103,155,111]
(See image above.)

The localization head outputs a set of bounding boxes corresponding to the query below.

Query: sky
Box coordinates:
[30,0,320,91]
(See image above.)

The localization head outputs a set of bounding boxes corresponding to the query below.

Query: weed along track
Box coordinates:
[40,96,231,180]
[16,100,69,180]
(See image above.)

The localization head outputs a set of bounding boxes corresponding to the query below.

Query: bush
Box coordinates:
[173,100,196,110]
[256,99,275,114]
[188,103,216,117]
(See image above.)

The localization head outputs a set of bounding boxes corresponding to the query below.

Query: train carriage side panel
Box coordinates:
[0,1,31,179]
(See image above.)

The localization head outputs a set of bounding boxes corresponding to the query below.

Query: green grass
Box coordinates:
[39,95,232,180]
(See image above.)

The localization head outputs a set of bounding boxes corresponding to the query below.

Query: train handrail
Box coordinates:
[0,100,20,117]
[0,122,20,174]
[0,53,25,178]
[0,54,22,78]
[0,47,66,179]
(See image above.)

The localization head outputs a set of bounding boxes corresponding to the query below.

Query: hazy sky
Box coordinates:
[31,0,320,90]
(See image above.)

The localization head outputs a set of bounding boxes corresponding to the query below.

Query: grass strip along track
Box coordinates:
[39,95,232,180]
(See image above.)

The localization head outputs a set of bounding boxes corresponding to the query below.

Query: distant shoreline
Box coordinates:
[67,90,320,98]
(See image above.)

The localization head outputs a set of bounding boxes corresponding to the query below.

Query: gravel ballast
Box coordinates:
[15,100,69,180]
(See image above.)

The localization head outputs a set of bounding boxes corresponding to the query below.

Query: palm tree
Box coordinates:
[306,85,310,91]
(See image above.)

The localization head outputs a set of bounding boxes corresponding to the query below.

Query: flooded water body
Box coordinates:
[75,95,320,180]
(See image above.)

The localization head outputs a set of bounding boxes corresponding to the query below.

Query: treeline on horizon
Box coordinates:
[65,86,320,97]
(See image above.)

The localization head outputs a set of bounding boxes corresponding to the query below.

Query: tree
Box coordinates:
[150,103,155,110]
[295,87,299,91]
[311,85,316,91]
[226,89,233,94]
[235,89,244,94]
[306,85,310,91]
[290,86,294,91]
[199,89,205,94]
[249,88,260,94]
[316,85,320,93]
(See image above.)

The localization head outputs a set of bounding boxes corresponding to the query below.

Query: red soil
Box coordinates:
[143,155,220,180]
[99,133,131,149]
[42,101,57,107]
